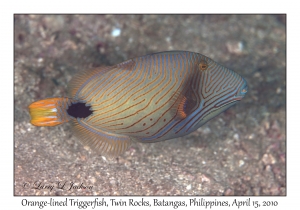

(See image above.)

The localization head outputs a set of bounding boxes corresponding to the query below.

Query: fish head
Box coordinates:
[192,56,248,128]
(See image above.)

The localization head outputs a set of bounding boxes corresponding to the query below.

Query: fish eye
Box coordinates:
[241,88,247,93]
[199,60,208,71]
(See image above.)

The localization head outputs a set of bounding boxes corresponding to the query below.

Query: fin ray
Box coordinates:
[28,97,72,126]
[67,66,113,99]
[68,60,136,99]
[71,119,132,157]
[169,92,188,120]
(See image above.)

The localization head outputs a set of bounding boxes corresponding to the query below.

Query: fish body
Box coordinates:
[29,51,247,157]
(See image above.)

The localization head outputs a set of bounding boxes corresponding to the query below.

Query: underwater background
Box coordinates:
[14,14,286,195]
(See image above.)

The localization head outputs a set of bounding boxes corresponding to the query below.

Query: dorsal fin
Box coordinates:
[115,58,135,69]
[147,51,187,56]
[67,66,112,98]
[68,60,136,99]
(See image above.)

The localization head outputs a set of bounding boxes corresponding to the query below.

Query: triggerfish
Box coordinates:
[29,51,247,157]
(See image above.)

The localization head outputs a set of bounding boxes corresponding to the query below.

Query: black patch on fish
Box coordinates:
[67,102,93,118]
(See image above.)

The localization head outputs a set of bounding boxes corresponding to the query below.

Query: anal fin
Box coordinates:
[71,119,132,157]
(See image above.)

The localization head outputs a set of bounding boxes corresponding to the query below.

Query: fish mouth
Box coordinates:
[213,78,247,109]
[234,96,244,101]
[222,79,247,104]
[235,78,248,100]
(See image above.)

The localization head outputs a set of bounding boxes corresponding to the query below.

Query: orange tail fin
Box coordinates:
[28,97,72,126]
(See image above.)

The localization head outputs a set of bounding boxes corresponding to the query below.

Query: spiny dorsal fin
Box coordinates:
[115,58,135,69]
[71,119,132,158]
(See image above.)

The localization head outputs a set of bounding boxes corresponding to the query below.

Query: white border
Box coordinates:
[5,0,293,209]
